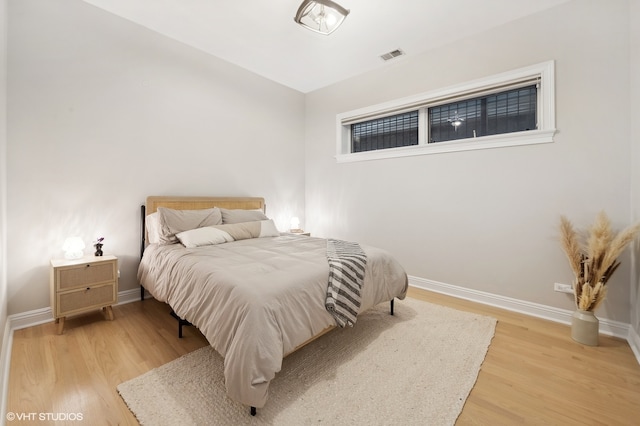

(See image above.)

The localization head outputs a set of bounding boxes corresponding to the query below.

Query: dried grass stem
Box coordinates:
[559,212,639,311]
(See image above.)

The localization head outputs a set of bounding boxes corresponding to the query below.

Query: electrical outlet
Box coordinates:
[554,282,573,294]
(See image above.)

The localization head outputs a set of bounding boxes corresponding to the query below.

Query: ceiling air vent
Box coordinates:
[380,49,405,61]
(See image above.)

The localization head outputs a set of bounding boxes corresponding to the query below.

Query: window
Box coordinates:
[336,61,556,162]
[429,85,537,143]
[352,111,419,153]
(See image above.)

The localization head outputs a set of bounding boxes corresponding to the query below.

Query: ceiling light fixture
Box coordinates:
[294,0,350,35]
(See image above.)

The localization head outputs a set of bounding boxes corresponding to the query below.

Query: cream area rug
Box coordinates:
[117,298,496,425]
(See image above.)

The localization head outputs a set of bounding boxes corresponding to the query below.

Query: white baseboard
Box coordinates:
[409,275,635,345]
[8,306,52,332]
[1,320,11,426]
[629,326,640,363]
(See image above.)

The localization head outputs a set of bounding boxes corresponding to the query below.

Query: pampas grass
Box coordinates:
[559,212,640,311]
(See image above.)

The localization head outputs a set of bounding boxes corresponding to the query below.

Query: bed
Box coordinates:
[137,196,408,415]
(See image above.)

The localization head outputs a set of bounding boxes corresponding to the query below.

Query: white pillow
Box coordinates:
[176,220,280,248]
[258,219,280,237]
[146,212,161,244]
[176,227,234,249]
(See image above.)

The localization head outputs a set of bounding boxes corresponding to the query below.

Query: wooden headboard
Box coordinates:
[145,196,265,215]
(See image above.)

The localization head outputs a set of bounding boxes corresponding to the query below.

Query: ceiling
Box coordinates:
[81,0,570,93]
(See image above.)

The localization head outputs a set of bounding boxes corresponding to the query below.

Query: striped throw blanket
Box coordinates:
[325,239,367,327]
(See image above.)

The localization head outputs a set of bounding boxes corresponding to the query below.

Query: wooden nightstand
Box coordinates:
[50,255,118,334]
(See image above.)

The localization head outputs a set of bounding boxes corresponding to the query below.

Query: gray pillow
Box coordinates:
[220,208,268,224]
[157,207,222,244]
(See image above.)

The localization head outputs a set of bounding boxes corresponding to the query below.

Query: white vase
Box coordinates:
[571,309,599,346]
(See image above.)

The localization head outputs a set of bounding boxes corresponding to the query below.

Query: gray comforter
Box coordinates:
[137,234,408,408]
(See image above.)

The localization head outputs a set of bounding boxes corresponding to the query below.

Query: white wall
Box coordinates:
[0,0,8,410]
[305,0,634,323]
[6,0,306,315]
[0,0,8,346]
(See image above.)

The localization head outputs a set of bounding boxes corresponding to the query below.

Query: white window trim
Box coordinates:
[336,61,556,163]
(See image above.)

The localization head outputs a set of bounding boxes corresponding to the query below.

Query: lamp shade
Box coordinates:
[62,237,85,260]
[294,0,350,35]
[290,217,301,230]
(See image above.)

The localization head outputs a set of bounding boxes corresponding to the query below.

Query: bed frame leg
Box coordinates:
[170,310,193,338]
[390,299,394,315]
[250,406,256,416]
[140,285,145,301]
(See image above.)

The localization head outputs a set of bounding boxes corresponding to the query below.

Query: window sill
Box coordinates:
[335,129,556,163]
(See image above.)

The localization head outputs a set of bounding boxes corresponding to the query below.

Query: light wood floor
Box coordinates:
[7,287,640,425]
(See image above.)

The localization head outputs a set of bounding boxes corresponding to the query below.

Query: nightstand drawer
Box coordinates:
[57,261,116,291]
[57,284,116,316]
